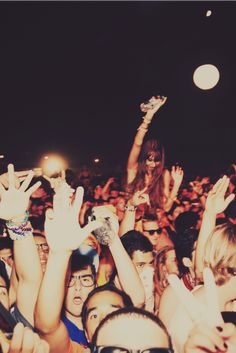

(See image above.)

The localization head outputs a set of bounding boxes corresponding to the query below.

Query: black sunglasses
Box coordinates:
[144,229,162,235]
[93,347,173,353]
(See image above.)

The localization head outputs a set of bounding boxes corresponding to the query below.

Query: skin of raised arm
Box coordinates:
[109,235,145,307]
[35,185,101,353]
[14,234,43,326]
[118,188,149,237]
[0,165,42,325]
[92,205,145,307]
[163,167,184,212]
[35,250,72,353]
[9,263,17,307]
[101,178,115,199]
[118,207,136,237]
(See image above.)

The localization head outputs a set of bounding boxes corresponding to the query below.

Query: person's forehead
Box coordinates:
[87,291,124,311]
[143,221,159,230]
[132,251,154,263]
[34,236,47,245]
[97,316,169,349]
[0,248,12,255]
[72,267,93,276]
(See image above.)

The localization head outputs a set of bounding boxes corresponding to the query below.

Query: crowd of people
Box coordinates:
[0,96,236,353]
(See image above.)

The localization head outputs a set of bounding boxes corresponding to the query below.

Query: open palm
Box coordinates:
[205,176,235,215]
[0,164,41,221]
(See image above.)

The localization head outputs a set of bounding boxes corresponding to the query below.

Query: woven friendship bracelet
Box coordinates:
[6,222,33,240]
[6,212,33,240]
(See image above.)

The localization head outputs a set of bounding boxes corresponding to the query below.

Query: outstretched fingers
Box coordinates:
[8,164,15,190]
[26,181,42,197]
[19,170,34,192]
[72,186,84,217]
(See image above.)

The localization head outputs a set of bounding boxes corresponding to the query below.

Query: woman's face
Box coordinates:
[145,154,161,172]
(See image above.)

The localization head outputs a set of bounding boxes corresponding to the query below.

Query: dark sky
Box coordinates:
[0,1,236,175]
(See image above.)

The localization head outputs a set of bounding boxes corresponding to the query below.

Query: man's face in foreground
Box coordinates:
[65,266,95,318]
[85,290,125,341]
[96,314,170,350]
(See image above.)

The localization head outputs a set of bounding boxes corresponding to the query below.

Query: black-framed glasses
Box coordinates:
[144,229,162,236]
[68,274,95,288]
[93,346,174,353]
[36,243,49,254]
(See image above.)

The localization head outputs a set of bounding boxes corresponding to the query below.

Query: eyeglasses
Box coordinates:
[93,346,173,353]
[144,229,162,236]
[36,243,49,254]
[68,274,95,288]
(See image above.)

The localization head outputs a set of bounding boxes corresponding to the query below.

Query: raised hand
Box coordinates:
[184,321,235,353]
[43,170,74,195]
[45,185,102,253]
[0,164,41,221]
[128,187,150,207]
[171,165,184,187]
[205,176,235,216]
[91,206,119,246]
[0,170,31,190]
[140,95,167,115]
[0,322,49,353]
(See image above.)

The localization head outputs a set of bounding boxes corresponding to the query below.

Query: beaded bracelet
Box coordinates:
[6,212,33,240]
[124,204,137,212]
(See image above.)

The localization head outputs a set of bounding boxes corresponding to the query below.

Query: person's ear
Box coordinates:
[182,257,193,269]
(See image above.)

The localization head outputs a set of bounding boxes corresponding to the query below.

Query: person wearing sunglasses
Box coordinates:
[142,215,173,252]
[91,307,173,353]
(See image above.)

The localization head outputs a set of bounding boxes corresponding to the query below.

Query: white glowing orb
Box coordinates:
[193,64,220,90]
[41,155,67,176]
[94,158,100,163]
[206,10,212,17]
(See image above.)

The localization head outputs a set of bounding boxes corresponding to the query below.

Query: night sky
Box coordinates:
[0,1,236,176]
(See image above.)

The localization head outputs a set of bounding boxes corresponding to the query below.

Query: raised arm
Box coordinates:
[0,164,42,326]
[119,188,150,237]
[127,96,167,184]
[35,185,101,353]
[92,206,145,307]
[163,166,184,212]
[101,177,115,200]
[195,176,235,280]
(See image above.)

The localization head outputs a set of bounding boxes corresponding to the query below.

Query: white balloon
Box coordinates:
[193,64,220,90]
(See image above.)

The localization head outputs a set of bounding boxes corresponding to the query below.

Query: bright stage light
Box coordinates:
[206,10,212,17]
[193,64,220,90]
[0,155,4,159]
[94,158,100,164]
[40,154,67,176]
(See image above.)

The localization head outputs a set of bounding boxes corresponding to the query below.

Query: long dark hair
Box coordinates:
[127,139,165,209]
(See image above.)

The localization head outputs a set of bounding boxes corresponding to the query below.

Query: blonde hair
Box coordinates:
[203,223,236,285]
